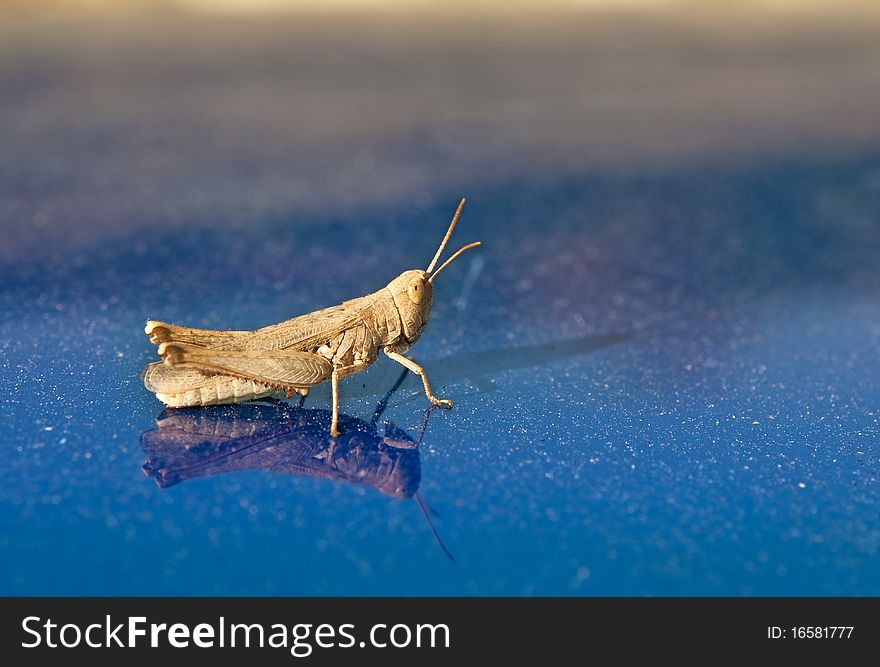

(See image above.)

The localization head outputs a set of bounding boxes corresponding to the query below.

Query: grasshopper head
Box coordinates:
[387,199,481,346]
[386,269,434,345]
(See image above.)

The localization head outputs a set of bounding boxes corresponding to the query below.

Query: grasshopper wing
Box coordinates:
[158,342,333,389]
[142,361,217,394]
[240,298,368,351]
[142,360,280,407]
[148,295,371,352]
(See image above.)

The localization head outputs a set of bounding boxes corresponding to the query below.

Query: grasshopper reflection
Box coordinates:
[140,374,452,558]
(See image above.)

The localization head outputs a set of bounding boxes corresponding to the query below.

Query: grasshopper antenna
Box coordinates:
[426,198,466,274]
[416,492,455,562]
[428,241,481,283]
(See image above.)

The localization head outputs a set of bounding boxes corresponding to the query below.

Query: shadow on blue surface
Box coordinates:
[315,333,631,403]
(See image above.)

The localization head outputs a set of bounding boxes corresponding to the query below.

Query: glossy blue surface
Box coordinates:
[1,11,879,595]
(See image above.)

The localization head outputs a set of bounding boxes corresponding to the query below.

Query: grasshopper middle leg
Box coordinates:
[384,349,453,409]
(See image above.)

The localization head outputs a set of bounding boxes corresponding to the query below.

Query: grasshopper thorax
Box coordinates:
[385,269,434,345]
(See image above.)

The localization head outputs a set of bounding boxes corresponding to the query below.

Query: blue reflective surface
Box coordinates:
[1,11,879,596]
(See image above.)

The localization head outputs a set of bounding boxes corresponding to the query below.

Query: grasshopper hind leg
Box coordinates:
[145,320,253,347]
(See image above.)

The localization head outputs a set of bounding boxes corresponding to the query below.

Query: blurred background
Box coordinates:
[1,1,878,595]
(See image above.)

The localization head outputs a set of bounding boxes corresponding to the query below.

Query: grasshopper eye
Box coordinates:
[407,279,424,304]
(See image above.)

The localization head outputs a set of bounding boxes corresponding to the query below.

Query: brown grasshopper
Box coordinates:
[142,199,481,436]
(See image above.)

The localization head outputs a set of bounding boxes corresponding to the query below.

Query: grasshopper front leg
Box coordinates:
[384,348,453,409]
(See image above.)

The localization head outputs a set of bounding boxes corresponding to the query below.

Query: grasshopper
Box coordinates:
[142,199,481,436]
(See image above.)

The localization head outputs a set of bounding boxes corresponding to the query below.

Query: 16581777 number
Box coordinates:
[792,626,854,639]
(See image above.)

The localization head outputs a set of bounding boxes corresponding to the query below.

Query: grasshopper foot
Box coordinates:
[431,397,454,409]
